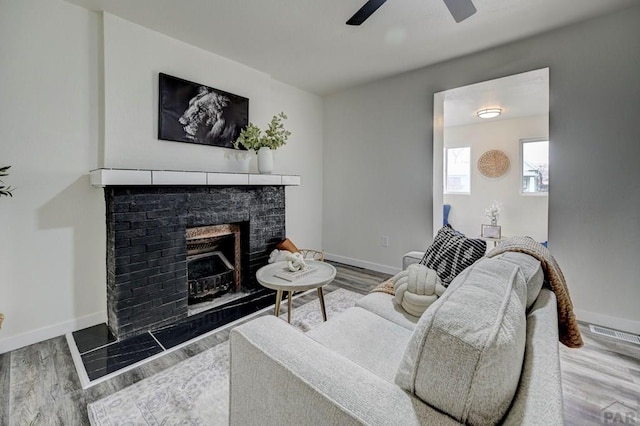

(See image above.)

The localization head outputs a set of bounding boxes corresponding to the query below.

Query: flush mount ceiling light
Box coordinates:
[477,108,502,119]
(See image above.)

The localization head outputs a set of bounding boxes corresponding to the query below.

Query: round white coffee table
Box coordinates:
[256,260,337,323]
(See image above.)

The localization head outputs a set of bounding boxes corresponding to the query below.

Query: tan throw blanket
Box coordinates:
[486,236,583,348]
[371,277,395,295]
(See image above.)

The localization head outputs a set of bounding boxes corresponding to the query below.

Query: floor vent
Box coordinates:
[589,325,640,345]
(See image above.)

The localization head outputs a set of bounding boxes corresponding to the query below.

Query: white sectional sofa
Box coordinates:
[229,252,563,425]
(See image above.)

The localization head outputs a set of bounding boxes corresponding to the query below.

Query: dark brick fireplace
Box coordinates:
[105,185,285,339]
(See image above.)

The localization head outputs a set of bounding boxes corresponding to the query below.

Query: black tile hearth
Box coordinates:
[80,333,163,381]
[72,323,116,353]
[71,287,278,384]
[153,289,275,349]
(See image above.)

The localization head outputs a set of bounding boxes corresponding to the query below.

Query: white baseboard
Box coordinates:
[0,311,106,354]
[575,309,640,335]
[324,253,401,275]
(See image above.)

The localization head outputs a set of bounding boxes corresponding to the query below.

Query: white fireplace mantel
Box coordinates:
[90,168,301,187]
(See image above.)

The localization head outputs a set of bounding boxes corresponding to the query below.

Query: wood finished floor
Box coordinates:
[1,262,638,425]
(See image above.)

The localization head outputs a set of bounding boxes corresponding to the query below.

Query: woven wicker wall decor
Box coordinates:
[478,150,510,178]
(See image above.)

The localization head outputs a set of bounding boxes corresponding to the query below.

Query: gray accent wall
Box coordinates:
[323,5,640,332]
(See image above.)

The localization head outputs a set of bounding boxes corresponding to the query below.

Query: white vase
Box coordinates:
[257,147,274,174]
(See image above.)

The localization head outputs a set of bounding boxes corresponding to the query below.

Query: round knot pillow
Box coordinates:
[393,263,446,317]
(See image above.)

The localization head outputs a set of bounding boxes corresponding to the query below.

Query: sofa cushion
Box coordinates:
[307,307,413,383]
[494,252,544,310]
[419,225,486,286]
[395,257,527,425]
[355,292,420,330]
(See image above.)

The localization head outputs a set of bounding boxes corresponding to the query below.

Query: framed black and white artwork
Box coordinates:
[158,73,249,149]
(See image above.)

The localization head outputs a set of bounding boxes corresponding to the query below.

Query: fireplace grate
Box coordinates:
[187,238,222,256]
[187,251,234,302]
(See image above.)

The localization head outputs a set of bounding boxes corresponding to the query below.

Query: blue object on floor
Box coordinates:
[541,241,548,247]
[443,204,451,225]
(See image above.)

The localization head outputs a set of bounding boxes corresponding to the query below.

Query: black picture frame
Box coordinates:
[158,73,249,149]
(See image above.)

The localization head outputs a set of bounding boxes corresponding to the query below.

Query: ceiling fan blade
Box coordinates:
[346,0,388,26]
[442,0,477,23]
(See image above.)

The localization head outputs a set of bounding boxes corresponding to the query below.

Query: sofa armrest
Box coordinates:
[229,315,457,426]
[402,251,425,270]
[503,288,564,425]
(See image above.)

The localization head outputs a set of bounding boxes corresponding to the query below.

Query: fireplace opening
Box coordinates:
[186,224,248,316]
[187,251,234,301]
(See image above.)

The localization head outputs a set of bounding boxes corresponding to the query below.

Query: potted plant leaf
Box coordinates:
[0,165,13,197]
[233,112,291,174]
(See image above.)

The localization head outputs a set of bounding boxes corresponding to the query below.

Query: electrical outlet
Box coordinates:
[381,235,389,247]
[0,313,4,330]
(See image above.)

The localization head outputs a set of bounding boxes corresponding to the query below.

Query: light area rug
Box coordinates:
[87,288,363,426]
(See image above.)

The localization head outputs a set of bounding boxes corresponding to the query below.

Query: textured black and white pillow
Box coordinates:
[419,225,486,286]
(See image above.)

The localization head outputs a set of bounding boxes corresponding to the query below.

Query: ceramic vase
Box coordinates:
[257,147,274,174]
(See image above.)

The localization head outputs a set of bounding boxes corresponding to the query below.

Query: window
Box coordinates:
[445,147,470,194]
[521,139,549,193]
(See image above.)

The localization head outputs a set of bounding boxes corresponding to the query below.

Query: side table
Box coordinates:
[256,260,337,323]
[479,236,508,248]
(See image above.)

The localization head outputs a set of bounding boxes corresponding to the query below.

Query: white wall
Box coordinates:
[0,0,105,353]
[102,13,271,172]
[0,2,323,353]
[268,80,324,249]
[101,13,324,249]
[324,5,640,333]
[443,116,549,242]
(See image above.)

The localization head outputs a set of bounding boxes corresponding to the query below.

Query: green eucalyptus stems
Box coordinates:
[233,112,291,153]
[0,166,13,197]
[233,123,262,152]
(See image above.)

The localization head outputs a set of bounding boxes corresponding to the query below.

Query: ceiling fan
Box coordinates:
[346,0,476,25]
